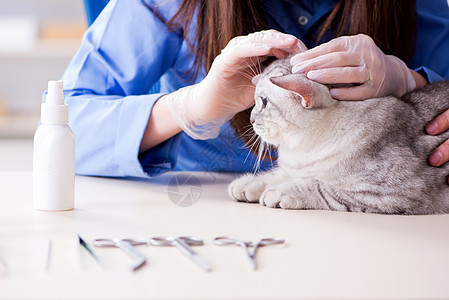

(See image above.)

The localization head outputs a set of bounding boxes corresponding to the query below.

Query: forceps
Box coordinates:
[213,236,285,270]
[148,236,211,272]
[93,238,147,271]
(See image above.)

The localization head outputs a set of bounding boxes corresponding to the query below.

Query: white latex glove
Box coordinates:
[166,30,307,140]
[290,34,416,100]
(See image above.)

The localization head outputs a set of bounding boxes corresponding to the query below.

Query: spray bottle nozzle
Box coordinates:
[41,80,68,125]
[46,80,64,105]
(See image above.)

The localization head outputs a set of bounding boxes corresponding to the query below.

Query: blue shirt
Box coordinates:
[61,0,449,178]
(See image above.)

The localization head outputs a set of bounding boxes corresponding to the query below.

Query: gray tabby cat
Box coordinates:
[229,57,449,214]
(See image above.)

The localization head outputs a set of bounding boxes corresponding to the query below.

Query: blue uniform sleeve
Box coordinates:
[411,0,449,82]
[61,0,183,178]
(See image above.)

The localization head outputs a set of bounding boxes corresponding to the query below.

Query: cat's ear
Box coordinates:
[252,74,262,86]
[270,74,313,108]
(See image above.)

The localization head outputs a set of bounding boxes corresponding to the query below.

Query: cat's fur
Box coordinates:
[229,57,449,214]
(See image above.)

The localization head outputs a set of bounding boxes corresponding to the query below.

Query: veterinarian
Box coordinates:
[61,0,449,179]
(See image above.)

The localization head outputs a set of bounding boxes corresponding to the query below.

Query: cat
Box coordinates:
[228,57,449,215]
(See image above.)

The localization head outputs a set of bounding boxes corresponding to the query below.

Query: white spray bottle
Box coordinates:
[33,80,75,211]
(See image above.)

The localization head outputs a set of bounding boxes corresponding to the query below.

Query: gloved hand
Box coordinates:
[166,30,306,140]
[290,34,416,100]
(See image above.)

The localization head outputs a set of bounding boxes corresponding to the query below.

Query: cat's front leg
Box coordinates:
[228,171,286,203]
[260,179,349,211]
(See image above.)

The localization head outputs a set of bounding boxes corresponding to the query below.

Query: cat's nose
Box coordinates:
[250,118,255,125]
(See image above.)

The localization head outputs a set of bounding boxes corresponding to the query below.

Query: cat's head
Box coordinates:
[250,58,337,148]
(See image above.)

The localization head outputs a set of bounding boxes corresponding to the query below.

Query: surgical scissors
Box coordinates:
[93,238,147,271]
[213,236,285,270]
[148,236,211,272]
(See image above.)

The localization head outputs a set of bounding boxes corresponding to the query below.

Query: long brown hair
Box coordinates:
[166,1,266,78]
[162,0,417,153]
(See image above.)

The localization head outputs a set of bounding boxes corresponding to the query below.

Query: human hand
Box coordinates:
[290,34,416,100]
[426,110,449,177]
[167,30,306,139]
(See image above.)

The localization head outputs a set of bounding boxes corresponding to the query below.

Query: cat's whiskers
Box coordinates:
[247,57,258,78]
[248,135,260,164]
[244,132,260,164]
[243,132,258,153]
[244,137,258,153]
[256,57,262,75]
[262,141,270,166]
[244,58,261,78]
[241,126,255,138]
[253,137,266,174]
[239,70,256,81]
[266,143,274,167]
[241,123,272,172]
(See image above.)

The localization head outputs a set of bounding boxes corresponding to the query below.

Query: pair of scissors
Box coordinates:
[213,236,285,270]
[93,238,147,271]
[148,236,211,272]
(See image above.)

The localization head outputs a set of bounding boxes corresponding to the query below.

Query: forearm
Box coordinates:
[410,69,428,89]
[139,94,182,153]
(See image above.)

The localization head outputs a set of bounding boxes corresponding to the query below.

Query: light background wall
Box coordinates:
[0,0,84,22]
[0,0,85,137]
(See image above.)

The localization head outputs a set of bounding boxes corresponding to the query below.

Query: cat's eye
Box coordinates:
[258,96,268,108]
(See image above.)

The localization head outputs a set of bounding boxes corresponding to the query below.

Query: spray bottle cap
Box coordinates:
[41,80,68,124]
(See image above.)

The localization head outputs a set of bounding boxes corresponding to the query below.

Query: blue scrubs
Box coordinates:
[61,0,449,178]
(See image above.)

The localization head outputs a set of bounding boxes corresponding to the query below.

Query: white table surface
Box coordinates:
[1,169,449,300]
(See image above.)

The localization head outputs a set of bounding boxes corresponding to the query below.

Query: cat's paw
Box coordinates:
[228,174,266,203]
[260,187,298,209]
